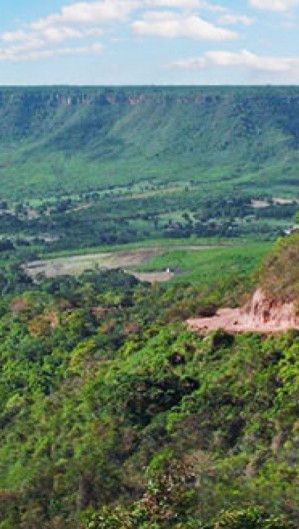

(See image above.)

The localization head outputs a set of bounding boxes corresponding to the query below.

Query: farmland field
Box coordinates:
[23,242,272,288]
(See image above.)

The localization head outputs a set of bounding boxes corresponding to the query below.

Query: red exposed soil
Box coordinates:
[10,298,30,313]
[187,289,299,334]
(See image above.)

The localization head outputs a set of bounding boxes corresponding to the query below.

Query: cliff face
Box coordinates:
[2,85,299,141]
[241,288,299,331]
[188,232,299,335]
[187,288,299,334]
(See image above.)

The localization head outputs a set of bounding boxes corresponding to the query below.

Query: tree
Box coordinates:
[205,507,293,529]
[85,454,198,529]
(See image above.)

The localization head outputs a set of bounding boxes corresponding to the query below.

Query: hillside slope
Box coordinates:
[188,232,299,334]
[1,254,299,528]
[1,86,299,197]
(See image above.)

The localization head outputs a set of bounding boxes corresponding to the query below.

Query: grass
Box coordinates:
[138,242,273,284]
[37,237,237,259]
[25,240,272,287]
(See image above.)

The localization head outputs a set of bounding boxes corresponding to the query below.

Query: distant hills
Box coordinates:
[1,86,299,198]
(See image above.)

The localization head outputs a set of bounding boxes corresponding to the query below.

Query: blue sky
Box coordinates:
[1,0,299,85]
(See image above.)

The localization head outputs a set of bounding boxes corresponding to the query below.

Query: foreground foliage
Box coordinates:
[0,234,299,528]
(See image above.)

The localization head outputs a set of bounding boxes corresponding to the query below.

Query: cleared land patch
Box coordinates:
[25,249,162,279]
[23,245,225,282]
[23,242,271,288]
[187,288,299,334]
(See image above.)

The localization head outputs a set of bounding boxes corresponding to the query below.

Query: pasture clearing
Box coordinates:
[23,242,270,285]
[24,244,225,282]
[24,248,163,280]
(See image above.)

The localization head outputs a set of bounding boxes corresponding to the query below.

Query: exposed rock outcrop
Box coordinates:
[187,289,299,334]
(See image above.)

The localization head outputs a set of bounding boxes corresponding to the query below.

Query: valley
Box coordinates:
[0,86,298,274]
[0,85,298,529]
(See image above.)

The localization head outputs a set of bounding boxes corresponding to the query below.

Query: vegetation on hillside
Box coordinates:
[259,231,299,302]
[0,233,299,528]
[1,86,299,255]
[0,85,299,528]
[0,86,299,200]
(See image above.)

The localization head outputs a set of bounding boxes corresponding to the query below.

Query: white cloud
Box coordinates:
[218,14,255,26]
[132,11,238,40]
[146,0,227,10]
[0,42,102,63]
[31,0,139,31]
[1,36,45,55]
[2,30,29,43]
[86,28,103,37]
[1,25,96,55]
[0,0,246,65]
[3,26,86,45]
[249,0,299,11]
[0,0,137,63]
[40,27,84,43]
[146,0,202,7]
[171,49,299,74]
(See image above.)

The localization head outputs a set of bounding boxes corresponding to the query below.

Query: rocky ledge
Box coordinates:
[187,288,299,334]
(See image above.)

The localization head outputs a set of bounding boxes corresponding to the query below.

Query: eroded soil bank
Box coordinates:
[187,289,299,334]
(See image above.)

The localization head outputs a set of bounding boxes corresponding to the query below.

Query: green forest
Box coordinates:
[0,86,299,200]
[0,230,298,529]
[0,86,299,529]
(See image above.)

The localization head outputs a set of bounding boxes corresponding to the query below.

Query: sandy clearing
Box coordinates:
[187,307,299,334]
[251,199,269,208]
[187,289,299,335]
[25,248,163,278]
[130,271,175,283]
[273,197,299,205]
[24,244,225,279]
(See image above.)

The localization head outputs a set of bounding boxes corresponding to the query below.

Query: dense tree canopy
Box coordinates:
[0,232,298,528]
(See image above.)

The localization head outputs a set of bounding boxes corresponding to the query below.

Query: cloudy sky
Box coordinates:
[1,0,299,85]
